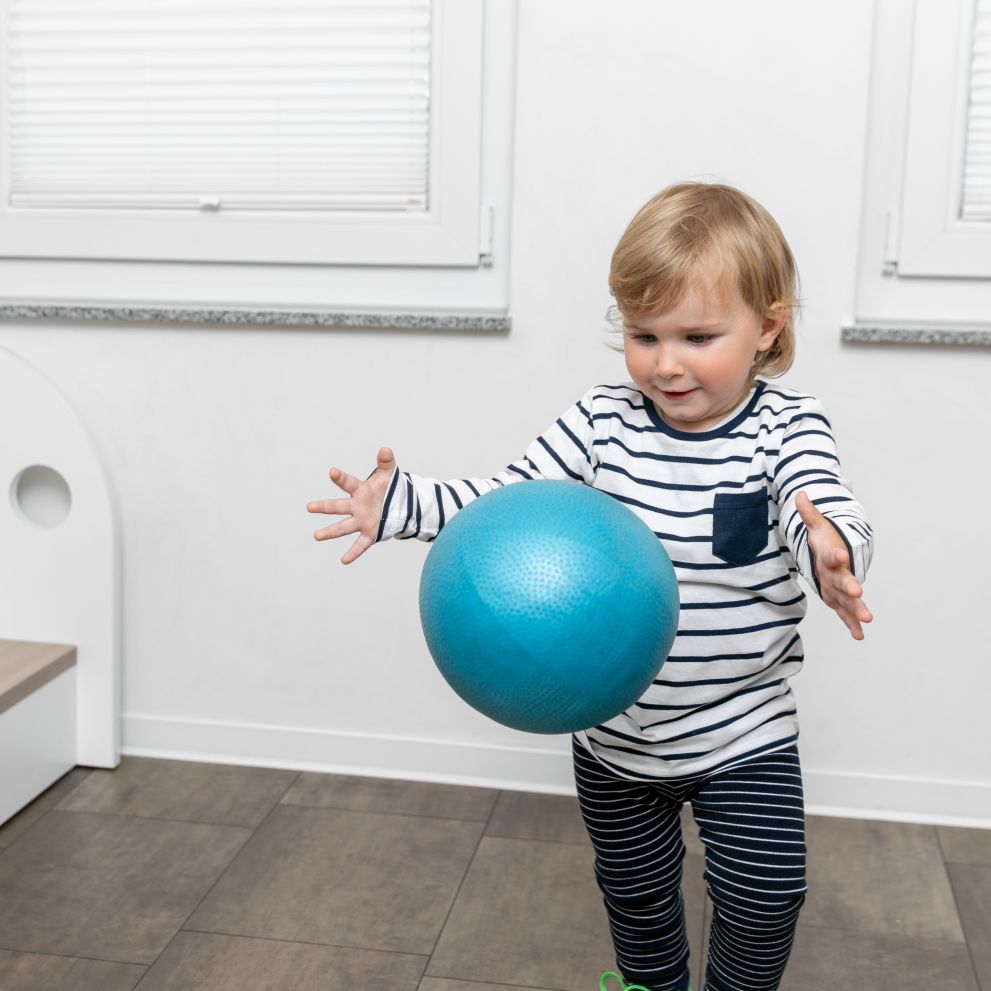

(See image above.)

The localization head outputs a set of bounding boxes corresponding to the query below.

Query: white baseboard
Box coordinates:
[804,768,991,829]
[122,713,577,794]
[122,714,991,827]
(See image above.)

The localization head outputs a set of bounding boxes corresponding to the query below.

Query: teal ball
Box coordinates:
[418,480,679,734]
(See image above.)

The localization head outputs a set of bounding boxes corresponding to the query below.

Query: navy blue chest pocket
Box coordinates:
[712,487,770,566]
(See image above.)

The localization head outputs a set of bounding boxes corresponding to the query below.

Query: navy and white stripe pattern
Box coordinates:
[574,739,807,991]
[379,381,873,778]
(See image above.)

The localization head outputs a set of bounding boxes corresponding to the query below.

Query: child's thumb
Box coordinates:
[376,447,396,473]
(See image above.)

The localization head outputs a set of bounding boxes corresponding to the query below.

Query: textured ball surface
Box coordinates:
[418,480,679,734]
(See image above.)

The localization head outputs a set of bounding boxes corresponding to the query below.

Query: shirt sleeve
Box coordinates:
[770,397,874,592]
[376,390,599,543]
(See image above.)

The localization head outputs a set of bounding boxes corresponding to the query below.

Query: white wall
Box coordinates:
[2,0,988,824]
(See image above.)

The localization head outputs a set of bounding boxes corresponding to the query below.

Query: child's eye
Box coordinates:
[687,334,711,346]
[632,334,657,345]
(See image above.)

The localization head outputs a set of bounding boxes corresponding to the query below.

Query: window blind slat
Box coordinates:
[962,0,991,219]
[14,0,424,12]
[5,0,433,212]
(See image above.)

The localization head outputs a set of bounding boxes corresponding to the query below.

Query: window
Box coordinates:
[0,0,499,272]
[895,0,991,277]
[854,0,991,328]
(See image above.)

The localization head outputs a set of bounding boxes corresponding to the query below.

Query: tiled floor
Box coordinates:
[0,758,987,990]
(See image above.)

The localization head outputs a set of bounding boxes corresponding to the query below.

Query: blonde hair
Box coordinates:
[608,182,799,377]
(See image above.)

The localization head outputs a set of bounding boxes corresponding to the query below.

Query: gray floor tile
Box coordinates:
[0,810,250,964]
[801,816,965,942]
[0,767,91,851]
[484,794,704,856]
[0,949,146,991]
[418,981,560,991]
[426,835,706,991]
[485,790,590,845]
[939,825,991,866]
[186,805,483,955]
[281,771,497,821]
[4,755,987,991]
[58,757,298,828]
[682,853,708,982]
[679,805,707,858]
[134,931,426,991]
[779,923,979,990]
[700,895,712,978]
[425,835,612,990]
[947,862,991,990]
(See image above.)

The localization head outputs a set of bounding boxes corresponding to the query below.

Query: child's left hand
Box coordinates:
[796,491,874,640]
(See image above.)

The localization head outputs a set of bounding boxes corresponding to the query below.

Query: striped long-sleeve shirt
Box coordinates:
[378,380,873,780]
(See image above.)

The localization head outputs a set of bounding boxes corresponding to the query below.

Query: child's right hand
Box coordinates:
[307,447,397,565]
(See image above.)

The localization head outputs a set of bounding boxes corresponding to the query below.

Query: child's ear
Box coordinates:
[757,302,788,352]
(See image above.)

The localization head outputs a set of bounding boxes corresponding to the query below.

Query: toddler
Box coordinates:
[308,182,874,991]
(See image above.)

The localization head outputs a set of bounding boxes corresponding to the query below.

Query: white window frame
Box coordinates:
[896,0,991,277]
[0,0,486,269]
[854,0,991,327]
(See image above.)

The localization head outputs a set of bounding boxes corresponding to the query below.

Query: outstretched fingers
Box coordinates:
[821,568,874,640]
[840,601,874,641]
[306,496,351,517]
[312,516,360,542]
[340,531,374,565]
[328,465,363,495]
[308,448,396,564]
[797,490,874,640]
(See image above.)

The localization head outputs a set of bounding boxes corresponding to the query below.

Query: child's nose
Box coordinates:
[655,346,683,379]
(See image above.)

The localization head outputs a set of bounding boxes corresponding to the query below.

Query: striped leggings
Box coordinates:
[573,740,807,991]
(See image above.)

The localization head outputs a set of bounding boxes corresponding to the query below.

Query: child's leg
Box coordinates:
[691,745,807,991]
[573,740,693,991]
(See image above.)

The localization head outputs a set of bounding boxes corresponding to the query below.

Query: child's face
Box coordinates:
[622,270,784,433]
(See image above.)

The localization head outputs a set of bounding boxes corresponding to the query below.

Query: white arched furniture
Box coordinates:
[0,346,119,824]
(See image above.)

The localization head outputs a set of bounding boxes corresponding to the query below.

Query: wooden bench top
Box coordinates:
[0,639,76,716]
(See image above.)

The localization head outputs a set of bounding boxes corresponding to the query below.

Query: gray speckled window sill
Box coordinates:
[842,324,991,347]
[0,303,511,333]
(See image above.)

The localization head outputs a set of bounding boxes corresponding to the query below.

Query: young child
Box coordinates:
[307,183,874,991]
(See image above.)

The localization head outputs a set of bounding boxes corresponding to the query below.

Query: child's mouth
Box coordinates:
[661,389,696,401]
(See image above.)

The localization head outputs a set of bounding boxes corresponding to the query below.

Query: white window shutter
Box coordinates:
[894,0,991,277]
[6,0,432,213]
[962,0,991,220]
[0,0,486,266]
